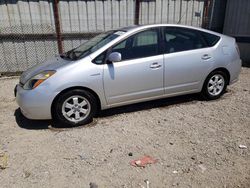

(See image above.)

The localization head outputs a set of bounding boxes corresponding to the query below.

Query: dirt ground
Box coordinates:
[0,68,249,188]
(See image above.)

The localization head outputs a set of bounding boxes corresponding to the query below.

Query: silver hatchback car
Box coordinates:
[15,24,241,126]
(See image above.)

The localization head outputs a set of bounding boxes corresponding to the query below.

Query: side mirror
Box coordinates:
[108,52,121,63]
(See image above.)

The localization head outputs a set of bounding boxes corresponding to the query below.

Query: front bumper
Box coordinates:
[15,84,57,120]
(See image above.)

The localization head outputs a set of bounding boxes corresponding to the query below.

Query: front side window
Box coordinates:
[132,30,158,47]
[164,27,207,54]
[111,29,159,61]
[92,51,107,64]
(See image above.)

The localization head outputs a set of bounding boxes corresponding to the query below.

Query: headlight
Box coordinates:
[23,70,56,90]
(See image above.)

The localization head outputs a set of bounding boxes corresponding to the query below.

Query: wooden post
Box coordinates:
[202,0,212,29]
[134,0,140,25]
[53,0,63,54]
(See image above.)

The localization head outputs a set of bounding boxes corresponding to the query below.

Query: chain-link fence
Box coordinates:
[0,0,210,73]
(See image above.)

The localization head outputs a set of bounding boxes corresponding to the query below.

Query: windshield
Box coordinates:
[61,30,126,60]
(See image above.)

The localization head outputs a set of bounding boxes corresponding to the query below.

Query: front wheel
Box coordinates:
[52,89,97,127]
[201,71,228,100]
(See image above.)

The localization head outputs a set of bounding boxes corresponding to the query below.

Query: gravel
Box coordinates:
[0,68,249,188]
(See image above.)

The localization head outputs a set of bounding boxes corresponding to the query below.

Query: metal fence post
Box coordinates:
[134,0,140,25]
[53,0,63,54]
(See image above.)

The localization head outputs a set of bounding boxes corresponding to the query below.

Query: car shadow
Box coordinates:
[14,93,200,130]
[98,93,200,118]
[14,108,52,130]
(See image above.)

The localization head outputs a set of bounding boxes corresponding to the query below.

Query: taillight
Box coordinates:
[235,42,240,57]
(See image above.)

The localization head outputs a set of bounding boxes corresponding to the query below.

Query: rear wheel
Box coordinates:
[201,71,228,100]
[52,89,97,127]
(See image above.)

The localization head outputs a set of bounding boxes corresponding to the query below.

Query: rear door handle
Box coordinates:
[202,54,212,60]
[150,62,161,69]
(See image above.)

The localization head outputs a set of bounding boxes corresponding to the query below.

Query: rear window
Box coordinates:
[200,32,220,47]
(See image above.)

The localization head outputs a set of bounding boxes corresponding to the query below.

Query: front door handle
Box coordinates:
[202,54,212,60]
[150,62,161,69]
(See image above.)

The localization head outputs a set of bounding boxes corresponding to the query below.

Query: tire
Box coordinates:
[52,89,97,127]
[201,70,228,100]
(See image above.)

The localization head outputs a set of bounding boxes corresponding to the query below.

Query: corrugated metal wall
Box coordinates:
[208,0,227,33]
[223,0,250,36]
[0,0,206,73]
[223,0,250,64]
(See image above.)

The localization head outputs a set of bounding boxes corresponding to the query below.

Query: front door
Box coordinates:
[103,28,164,105]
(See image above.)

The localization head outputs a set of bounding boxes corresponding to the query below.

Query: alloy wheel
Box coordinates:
[207,74,225,96]
[62,95,91,123]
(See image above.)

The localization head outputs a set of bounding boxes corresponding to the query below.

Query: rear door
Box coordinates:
[103,28,164,105]
[163,27,214,94]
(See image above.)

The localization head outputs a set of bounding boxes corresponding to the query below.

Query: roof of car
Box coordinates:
[120,24,223,37]
[120,25,139,31]
[121,24,201,31]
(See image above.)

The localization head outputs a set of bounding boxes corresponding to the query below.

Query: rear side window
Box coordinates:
[164,27,207,54]
[200,31,220,47]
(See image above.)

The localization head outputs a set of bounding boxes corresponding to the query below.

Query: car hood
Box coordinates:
[20,56,72,84]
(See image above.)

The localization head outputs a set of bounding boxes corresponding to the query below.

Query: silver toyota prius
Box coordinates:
[15,24,241,126]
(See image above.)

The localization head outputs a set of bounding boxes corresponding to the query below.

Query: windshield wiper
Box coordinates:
[60,50,75,60]
[60,48,92,61]
[60,53,67,59]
